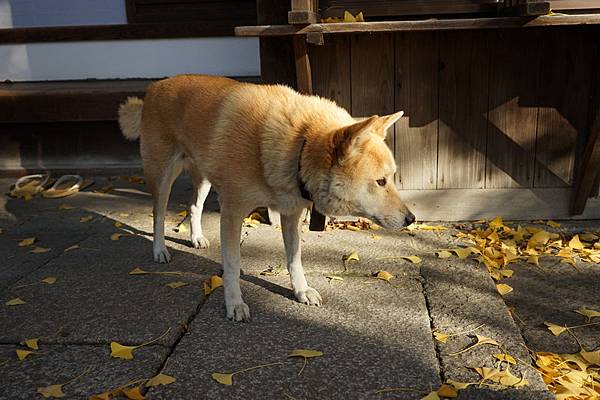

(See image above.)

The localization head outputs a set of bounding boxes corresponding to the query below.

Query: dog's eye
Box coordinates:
[376,178,386,187]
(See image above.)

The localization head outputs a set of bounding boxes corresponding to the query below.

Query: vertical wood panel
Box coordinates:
[310,35,351,111]
[485,29,541,188]
[438,31,490,189]
[351,33,395,150]
[394,32,439,190]
[535,28,593,187]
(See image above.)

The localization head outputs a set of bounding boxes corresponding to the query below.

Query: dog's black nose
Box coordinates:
[405,212,416,225]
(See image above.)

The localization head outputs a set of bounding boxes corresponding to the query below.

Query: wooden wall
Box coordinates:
[309,26,600,218]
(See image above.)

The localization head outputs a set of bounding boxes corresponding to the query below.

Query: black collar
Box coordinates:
[298,138,312,201]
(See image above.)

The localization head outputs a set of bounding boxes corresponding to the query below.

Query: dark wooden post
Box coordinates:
[501,0,550,16]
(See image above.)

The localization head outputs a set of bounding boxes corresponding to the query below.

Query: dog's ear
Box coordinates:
[373,111,404,137]
[332,116,378,165]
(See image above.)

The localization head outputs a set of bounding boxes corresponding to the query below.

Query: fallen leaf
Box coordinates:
[449,334,499,355]
[6,297,26,306]
[110,342,136,360]
[580,232,599,242]
[166,281,188,289]
[58,204,75,211]
[433,331,449,343]
[79,216,93,223]
[173,222,187,233]
[494,353,516,364]
[436,250,453,259]
[544,322,567,336]
[496,283,513,296]
[129,267,147,275]
[325,275,344,282]
[212,372,233,386]
[177,210,188,218]
[489,216,505,230]
[402,255,422,264]
[122,387,145,400]
[574,307,600,322]
[37,384,65,398]
[18,237,36,247]
[527,255,539,266]
[89,392,111,400]
[436,384,458,398]
[527,230,552,249]
[371,234,382,240]
[41,277,57,284]
[375,270,394,282]
[451,248,472,259]
[288,349,323,358]
[580,350,600,365]
[473,367,528,387]
[31,247,51,254]
[569,235,584,250]
[203,275,223,295]
[20,338,39,350]
[445,380,471,390]
[115,221,123,228]
[110,232,133,241]
[146,373,176,387]
[343,251,359,262]
[16,349,35,360]
[546,220,561,228]
[421,392,440,400]
[64,245,80,252]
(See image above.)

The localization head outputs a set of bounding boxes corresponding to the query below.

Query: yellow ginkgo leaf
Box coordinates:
[433,331,449,343]
[343,252,359,262]
[375,270,394,282]
[41,277,56,284]
[115,221,123,228]
[343,10,356,22]
[436,384,458,398]
[166,281,188,289]
[89,392,111,400]
[111,233,123,241]
[203,275,223,295]
[546,220,561,228]
[574,307,600,322]
[177,210,188,218]
[527,230,551,249]
[122,387,145,400]
[436,250,452,259]
[6,297,26,306]
[421,391,440,400]
[212,372,233,385]
[489,216,504,230]
[527,255,539,266]
[496,283,513,296]
[355,11,364,22]
[64,245,79,252]
[174,222,187,233]
[569,235,584,250]
[494,353,516,364]
[402,255,422,264]
[580,350,600,365]
[37,384,65,398]
[110,342,136,360]
[146,373,176,387]
[560,258,576,267]
[80,216,93,223]
[449,334,499,356]
[371,234,382,240]
[446,380,471,390]
[288,349,323,358]
[16,349,35,360]
[58,204,75,211]
[451,248,472,259]
[129,267,147,275]
[31,247,51,254]
[21,338,39,350]
[544,322,567,336]
[19,237,36,247]
[325,275,344,282]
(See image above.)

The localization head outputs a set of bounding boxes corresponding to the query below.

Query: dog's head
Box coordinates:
[313,111,415,229]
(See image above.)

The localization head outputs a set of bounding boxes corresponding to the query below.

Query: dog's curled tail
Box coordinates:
[118,97,143,140]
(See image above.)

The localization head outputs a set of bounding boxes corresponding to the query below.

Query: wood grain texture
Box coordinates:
[438,31,490,189]
[535,28,594,187]
[309,35,351,111]
[351,33,395,150]
[485,29,541,188]
[293,36,313,95]
[394,32,439,190]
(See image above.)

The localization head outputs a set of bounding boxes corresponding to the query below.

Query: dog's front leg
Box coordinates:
[220,205,251,322]
[281,209,322,306]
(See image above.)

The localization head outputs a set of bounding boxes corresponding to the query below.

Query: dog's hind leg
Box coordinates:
[220,202,251,322]
[189,175,211,249]
[281,208,322,306]
[146,153,183,263]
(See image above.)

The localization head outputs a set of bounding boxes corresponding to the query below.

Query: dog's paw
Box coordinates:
[153,248,171,263]
[226,302,251,322]
[191,234,210,249]
[295,287,322,306]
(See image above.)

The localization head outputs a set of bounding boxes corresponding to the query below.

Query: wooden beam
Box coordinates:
[289,0,319,24]
[235,14,600,37]
[293,35,313,94]
[572,107,600,214]
[501,0,551,16]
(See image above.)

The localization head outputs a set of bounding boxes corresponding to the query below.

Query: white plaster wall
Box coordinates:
[0,1,260,81]
[0,38,260,81]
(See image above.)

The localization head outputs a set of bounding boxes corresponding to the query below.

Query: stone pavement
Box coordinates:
[0,176,598,399]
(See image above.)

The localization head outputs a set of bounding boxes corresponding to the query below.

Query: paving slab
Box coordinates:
[0,344,169,400]
[148,276,441,400]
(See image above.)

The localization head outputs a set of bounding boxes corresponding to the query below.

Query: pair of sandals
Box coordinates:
[9,174,94,199]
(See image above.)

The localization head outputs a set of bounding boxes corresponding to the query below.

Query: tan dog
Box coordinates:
[118,75,414,322]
